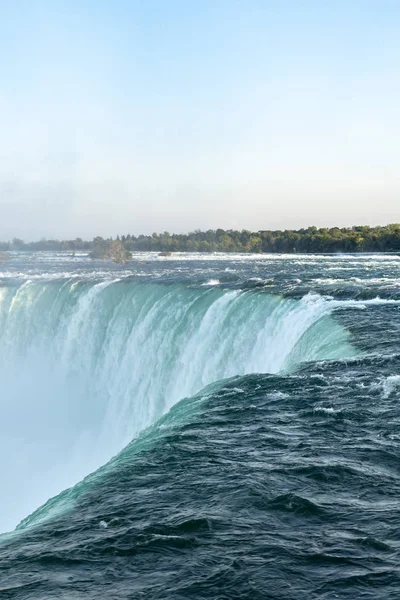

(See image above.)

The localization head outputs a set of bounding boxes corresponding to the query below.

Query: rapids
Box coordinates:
[1,251,400,600]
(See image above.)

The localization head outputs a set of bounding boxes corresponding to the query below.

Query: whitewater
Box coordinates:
[1,251,400,599]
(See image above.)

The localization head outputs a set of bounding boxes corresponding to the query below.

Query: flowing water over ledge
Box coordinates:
[0,252,400,599]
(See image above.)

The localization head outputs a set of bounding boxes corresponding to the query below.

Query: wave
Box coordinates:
[0,280,357,532]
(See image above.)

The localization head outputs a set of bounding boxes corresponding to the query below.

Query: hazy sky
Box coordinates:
[1,0,399,239]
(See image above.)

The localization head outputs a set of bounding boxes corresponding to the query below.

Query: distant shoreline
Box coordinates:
[2,224,400,255]
[3,250,400,256]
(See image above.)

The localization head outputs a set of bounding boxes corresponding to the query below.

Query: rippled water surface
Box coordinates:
[0,252,399,599]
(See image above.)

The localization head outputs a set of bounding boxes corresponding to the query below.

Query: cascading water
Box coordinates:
[0,278,357,532]
[2,253,400,600]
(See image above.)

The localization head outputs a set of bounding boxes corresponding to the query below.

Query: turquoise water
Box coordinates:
[0,252,400,599]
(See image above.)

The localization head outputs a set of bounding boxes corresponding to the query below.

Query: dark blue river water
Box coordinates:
[0,252,399,599]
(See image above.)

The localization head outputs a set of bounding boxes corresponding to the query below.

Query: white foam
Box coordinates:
[314,406,341,415]
[381,375,400,399]
[201,279,220,286]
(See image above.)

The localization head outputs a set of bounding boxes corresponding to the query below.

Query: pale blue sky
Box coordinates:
[0,0,399,239]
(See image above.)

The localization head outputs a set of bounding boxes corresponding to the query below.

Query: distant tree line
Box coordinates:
[2,224,400,256]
